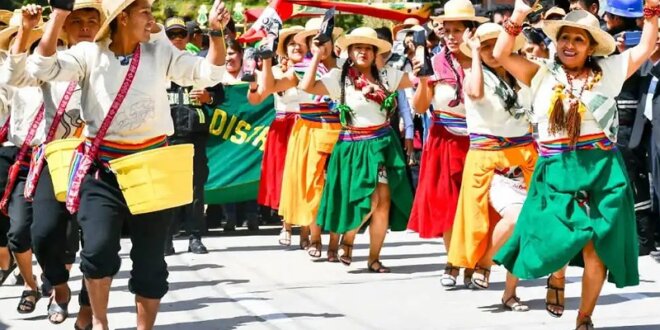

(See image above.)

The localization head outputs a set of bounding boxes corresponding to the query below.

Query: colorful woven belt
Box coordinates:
[86,135,168,164]
[469,133,534,150]
[299,103,340,123]
[339,123,392,142]
[432,111,467,130]
[538,133,615,157]
[275,111,297,120]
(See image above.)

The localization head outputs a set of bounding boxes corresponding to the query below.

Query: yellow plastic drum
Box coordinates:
[109,144,194,215]
[44,138,83,202]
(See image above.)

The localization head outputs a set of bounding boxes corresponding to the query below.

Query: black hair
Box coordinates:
[226,19,237,35]
[490,5,513,21]
[282,34,296,57]
[523,27,547,46]
[570,0,599,10]
[374,27,393,44]
[444,50,463,104]
[226,38,243,54]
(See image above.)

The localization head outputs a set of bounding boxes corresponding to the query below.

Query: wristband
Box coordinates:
[209,29,224,38]
[644,5,660,19]
[503,19,523,36]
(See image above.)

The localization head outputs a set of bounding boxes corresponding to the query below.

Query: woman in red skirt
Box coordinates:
[407,0,487,288]
[252,26,307,246]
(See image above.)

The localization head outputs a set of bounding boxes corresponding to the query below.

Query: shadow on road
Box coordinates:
[348,262,444,275]
[118,312,345,330]
[107,296,270,314]
[109,279,250,293]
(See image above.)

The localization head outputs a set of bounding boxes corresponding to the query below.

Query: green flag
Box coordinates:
[204,83,275,203]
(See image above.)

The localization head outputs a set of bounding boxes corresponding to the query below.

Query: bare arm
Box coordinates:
[36,8,68,58]
[464,31,484,100]
[247,70,269,105]
[626,14,659,78]
[397,71,415,90]
[412,77,433,114]
[262,58,298,94]
[492,0,539,86]
[204,0,229,67]
[300,43,330,96]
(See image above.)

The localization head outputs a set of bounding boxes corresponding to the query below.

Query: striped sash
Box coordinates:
[469,133,534,150]
[432,111,467,130]
[299,103,340,123]
[338,123,392,142]
[538,133,615,157]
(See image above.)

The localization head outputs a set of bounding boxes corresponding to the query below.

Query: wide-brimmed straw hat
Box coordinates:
[544,6,566,19]
[293,17,344,45]
[0,10,45,51]
[543,10,615,56]
[336,27,392,55]
[276,25,304,57]
[460,22,525,57]
[431,0,488,23]
[392,17,421,38]
[95,0,155,41]
[59,0,106,43]
[0,10,12,29]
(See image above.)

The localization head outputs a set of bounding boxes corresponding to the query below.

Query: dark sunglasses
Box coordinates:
[167,30,188,39]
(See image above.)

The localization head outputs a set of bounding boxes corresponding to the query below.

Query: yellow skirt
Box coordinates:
[448,144,538,269]
[279,118,341,226]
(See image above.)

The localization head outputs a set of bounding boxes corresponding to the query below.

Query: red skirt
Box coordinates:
[408,124,469,238]
[257,113,297,210]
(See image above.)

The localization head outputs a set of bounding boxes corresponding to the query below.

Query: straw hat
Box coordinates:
[0,10,12,29]
[293,17,344,45]
[542,10,615,56]
[73,0,106,20]
[276,25,304,57]
[392,17,421,38]
[459,23,525,57]
[544,6,566,19]
[431,0,488,23]
[336,27,392,55]
[95,0,155,41]
[0,10,45,51]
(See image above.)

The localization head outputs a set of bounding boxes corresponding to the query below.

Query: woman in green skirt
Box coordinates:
[300,27,415,272]
[492,0,658,328]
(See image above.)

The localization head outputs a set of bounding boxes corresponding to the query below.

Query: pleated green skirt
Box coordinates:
[493,148,639,288]
[317,129,413,233]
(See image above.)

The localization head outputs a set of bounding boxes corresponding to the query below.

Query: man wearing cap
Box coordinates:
[163,16,212,256]
[603,0,658,256]
[186,20,204,55]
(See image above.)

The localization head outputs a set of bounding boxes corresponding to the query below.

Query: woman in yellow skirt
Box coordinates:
[447,23,536,311]
[265,18,344,261]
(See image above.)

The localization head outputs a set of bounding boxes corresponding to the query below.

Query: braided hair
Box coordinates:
[483,64,518,111]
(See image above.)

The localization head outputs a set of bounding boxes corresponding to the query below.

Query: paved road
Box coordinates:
[1,227,659,330]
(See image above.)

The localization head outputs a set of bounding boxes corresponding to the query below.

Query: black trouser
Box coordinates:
[7,174,32,254]
[78,165,172,299]
[618,125,656,254]
[0,147,15,248]
[31,162,79,286]
[224,201,259,227]
[169,135,208,239]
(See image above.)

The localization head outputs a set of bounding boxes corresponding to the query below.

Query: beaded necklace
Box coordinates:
[548,65,603,145]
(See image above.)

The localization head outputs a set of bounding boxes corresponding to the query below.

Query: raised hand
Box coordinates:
[21,4,42,31]
[514,0,534,16]
[463,29,481,51]
[311,38,331,60]
[209,0,230,31]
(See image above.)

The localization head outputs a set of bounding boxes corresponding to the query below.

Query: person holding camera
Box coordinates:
[604,0,658,256]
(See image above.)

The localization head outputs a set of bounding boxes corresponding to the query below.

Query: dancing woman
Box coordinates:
[408,0,487,288]
[267,18,344,260]
[492,0,658,328]
[303,27,415,272]
[250,26,309,247]
[448,23,536,311]
[28,0,229,328]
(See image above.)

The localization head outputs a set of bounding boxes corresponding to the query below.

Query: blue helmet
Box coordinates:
[604,0,643,18]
